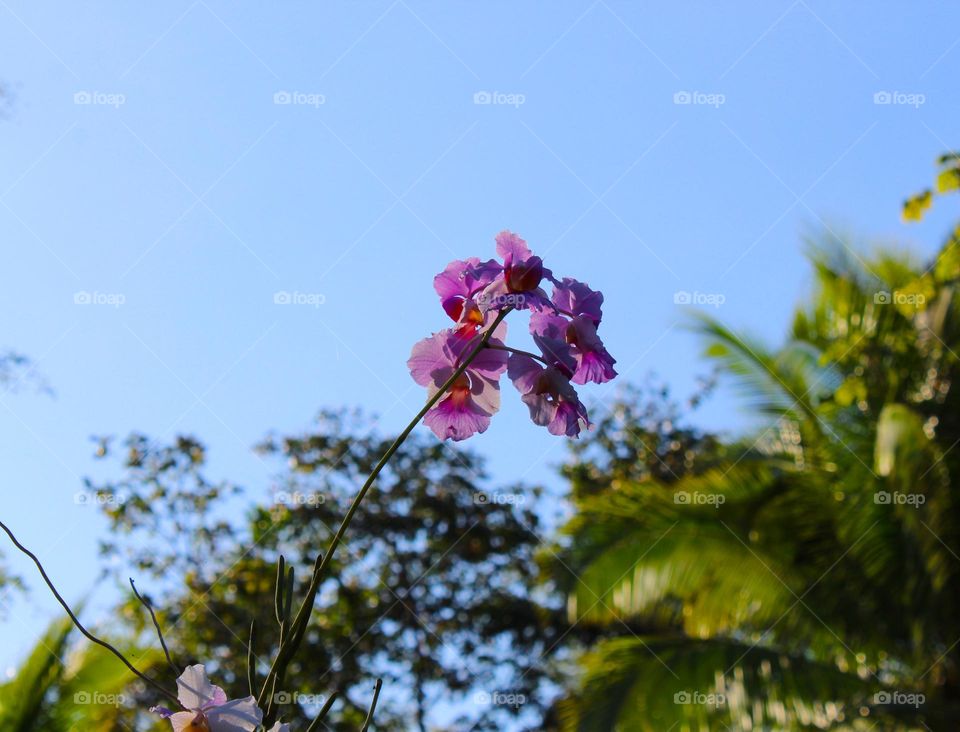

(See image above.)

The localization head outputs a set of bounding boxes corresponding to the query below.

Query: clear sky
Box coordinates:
[1,0,958,694]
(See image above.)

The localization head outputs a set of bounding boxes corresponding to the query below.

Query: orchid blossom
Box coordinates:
[412,229,616,439]
[152,665,268,732]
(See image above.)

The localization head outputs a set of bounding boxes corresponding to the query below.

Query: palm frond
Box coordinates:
[690,312,830,422]
[559,636,884,732]
[0,617,73,731]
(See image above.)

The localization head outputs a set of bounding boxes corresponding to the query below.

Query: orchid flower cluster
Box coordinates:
[408,231,617,441]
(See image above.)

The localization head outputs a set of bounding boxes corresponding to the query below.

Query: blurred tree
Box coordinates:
[89,410,567,731]
[0,615,163,731]
[552,219,960,730]
[561,377,722,501]
[0,349,48,607]
[0,350,45,393]
[0,81,13,119]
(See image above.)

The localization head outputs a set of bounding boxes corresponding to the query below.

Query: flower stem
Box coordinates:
[0,520,182,709]
[259,308,512,721]
[361,678,384,731]
[130,578,180,677]
[486,342,548,365]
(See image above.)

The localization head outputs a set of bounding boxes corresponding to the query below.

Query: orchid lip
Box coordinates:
[186,712,211,731]
[447,373,472,405]
[505,256,544,292]
[443,297,465,321]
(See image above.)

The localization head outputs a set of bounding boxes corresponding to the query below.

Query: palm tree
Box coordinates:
[553,226,960,730]
[0,615,163,731]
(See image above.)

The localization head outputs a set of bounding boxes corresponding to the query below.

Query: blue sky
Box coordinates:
[0,0,958,704]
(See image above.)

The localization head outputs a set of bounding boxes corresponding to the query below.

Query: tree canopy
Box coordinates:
[553,220,960,730]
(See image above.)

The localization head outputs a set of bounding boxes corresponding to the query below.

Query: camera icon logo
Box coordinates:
[74,290,92,305]
[673,91,692,105]
[273,691,293,705]
[473,492,489,505]
[874,290,891,304]
[273,91,292,105]
[473,91,492,105]
[673,290,692,305]
[74,691,92,704]
[273,291,292,305]
[73,91,92,105]
[874,491,892,505]
[674,691,691,704]
[873,91,892,105]
[674,491,691,505]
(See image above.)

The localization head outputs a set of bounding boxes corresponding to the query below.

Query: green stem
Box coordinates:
[259,308,512,720]
[487,342,547,365]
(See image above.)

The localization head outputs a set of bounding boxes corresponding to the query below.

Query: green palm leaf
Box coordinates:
[560,637,881,732]
[0,616,164,731]
[0,616,73,731]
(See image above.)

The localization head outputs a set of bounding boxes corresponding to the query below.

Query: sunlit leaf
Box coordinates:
[903,190,932,222]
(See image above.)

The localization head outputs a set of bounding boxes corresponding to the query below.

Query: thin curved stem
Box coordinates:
[304,691,339,732]
[258,309,512,720]
[360,679,383,732]
[0,520,181,708]
[130,578,180,677]
[486,342,548,365]
[247,620,257,697]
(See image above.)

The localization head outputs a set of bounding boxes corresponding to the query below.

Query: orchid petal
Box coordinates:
[176,665,227,711]
[551,277,604,323]
[407,332,454,387]
[494,230,531,262]
[206,696,263,732]
[168,711,208,732]
[423,396,492,441]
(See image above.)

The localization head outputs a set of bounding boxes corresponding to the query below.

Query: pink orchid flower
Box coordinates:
[411,230,615,440]
[152,664,265,732]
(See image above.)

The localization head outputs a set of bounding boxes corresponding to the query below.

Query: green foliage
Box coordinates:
[561,637,878,732]
[89,410,566,731]
[554,226,960,730]
[0,349,48,604]
[903,152,960,221]
[0,616,163,731]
